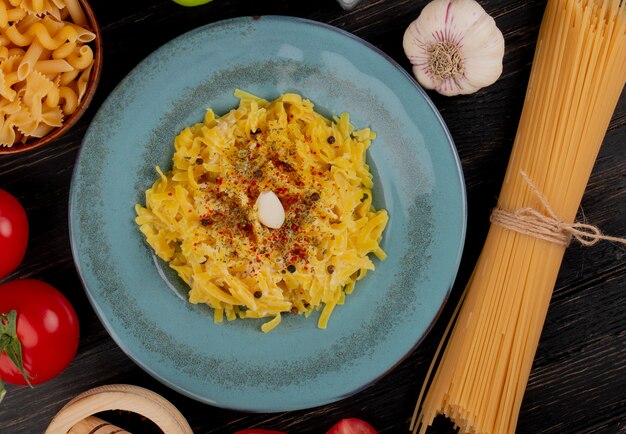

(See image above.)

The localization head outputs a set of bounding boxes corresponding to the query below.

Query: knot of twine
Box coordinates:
[490,172,626,247]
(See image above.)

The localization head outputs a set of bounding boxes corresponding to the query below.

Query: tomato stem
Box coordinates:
[0,310,33,403]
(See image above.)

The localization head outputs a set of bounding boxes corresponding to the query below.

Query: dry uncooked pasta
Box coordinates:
[0,0,95,146]
[411,1,626,433]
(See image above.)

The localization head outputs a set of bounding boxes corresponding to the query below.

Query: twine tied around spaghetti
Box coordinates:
[490,171,626,247]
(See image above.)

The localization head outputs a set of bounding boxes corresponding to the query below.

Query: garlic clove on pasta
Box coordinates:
[256,191,285,229]
[403,0,505,96]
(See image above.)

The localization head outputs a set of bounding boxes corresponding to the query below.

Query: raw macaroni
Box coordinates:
[135,91,389,332]
[0,0,95,146]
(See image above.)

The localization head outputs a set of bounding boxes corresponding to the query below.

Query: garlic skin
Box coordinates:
[403,0,505,96]
[256,191,285,229]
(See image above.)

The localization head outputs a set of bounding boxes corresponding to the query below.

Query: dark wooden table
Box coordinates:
[1,0,624,433]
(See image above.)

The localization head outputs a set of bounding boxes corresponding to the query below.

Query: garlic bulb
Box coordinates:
[403,0,505,96]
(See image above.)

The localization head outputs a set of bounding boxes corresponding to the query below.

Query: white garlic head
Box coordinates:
[403,0,505,96]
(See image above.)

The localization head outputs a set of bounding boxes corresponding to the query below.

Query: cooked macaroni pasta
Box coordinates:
[135,91,389,332]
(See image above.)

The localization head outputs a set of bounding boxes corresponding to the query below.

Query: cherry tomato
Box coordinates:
[0,279,79,386]
[235,430,286,434]
[0,189,28,279]
[327,418,378,434]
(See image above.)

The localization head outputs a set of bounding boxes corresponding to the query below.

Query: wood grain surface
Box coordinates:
[0,0,624,433]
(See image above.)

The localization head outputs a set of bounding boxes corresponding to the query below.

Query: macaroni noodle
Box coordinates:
[135,91,388,332]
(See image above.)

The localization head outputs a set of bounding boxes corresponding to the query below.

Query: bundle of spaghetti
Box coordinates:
[411,1,625,433]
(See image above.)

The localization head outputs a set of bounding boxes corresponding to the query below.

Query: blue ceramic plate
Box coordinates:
[70,16,466,412]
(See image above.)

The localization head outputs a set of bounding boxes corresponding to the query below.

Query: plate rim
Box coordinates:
[68,15,467,412]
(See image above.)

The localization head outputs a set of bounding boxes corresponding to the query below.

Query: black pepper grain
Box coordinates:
[287,264,296,273]
[200,218,210,227]
[254,291,262,299]
[327,135,336,144]
[254,169,263,178]
[195,157,203,165]
[327,265,335,274]
[311,192,320,201]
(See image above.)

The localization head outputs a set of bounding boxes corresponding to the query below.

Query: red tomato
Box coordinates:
[327,418,378,434]
[235,430,286,434]
[0,279,79,386]
[0,189,29,279]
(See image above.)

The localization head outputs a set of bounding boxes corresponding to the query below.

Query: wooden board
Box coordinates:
[0,1,624,433]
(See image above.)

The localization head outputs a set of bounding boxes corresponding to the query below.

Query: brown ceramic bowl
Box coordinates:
[0,0,102,155]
